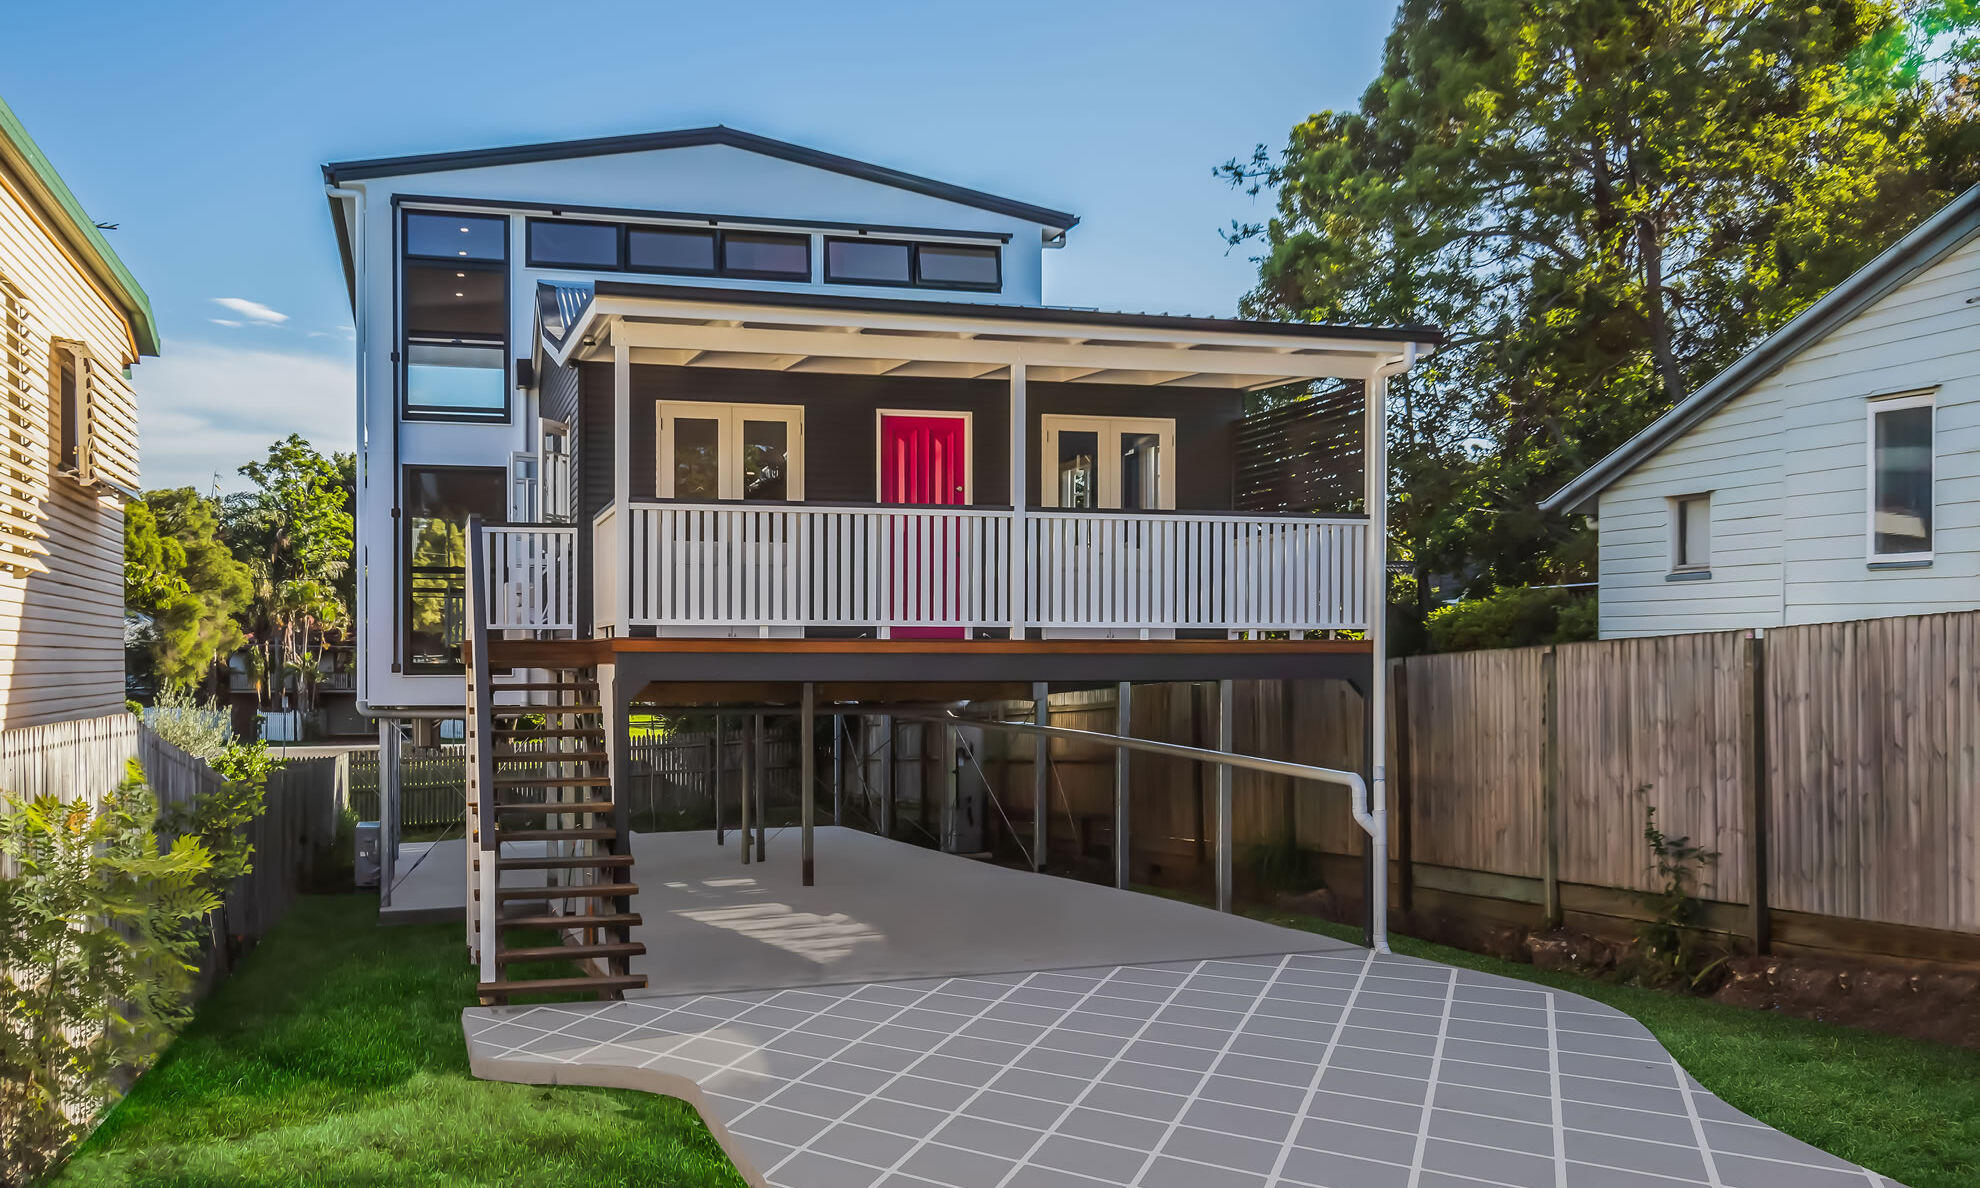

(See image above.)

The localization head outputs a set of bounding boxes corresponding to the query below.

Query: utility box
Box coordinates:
[354,821,381,888]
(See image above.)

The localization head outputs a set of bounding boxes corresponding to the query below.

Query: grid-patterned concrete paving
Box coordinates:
[465,948,1900,1188]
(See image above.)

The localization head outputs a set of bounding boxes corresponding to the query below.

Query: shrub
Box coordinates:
[0,764,218,1182]
[142,685,231,762]
[1423,585,1596,653]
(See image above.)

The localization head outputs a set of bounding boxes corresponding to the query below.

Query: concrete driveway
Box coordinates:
[463,828,1897,1188]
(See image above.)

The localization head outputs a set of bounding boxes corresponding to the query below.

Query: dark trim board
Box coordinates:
[398,193,1015,244]
[595,280,1443,345]
[485,637,1373,690]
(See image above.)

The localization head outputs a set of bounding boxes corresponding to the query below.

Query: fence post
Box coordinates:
[1743,629,1771,954]
[1541,645,1561,930]
[1392,659,1414,915]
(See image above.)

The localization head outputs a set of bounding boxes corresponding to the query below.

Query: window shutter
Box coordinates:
[78,354,140,496]
[0,272,50,575]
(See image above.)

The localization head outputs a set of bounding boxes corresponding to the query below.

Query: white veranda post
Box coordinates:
[1364,368,1392,955]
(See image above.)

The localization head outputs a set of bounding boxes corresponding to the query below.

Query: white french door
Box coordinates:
[656,401,804,500]
[1041,415,1176,509]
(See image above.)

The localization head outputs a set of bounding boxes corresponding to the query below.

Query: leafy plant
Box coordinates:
[123,489,253,690]
[1632,804,1726,991]
[0,764,218,1183]
[1423,586,1595,653]
[142,684,232,763]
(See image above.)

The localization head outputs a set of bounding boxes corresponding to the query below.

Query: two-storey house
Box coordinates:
[322,126,1436,999]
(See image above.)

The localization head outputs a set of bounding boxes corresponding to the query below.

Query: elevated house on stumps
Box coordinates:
[321,126,1436,1000]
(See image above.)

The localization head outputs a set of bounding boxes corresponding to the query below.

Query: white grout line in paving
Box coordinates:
[464,950,1904,1188]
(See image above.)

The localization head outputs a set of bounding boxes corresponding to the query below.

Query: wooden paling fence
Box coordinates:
[959,608,1980,965]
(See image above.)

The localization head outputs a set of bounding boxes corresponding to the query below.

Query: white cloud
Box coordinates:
[132,341,354,492]
[209,318,243,328]
[210,297,290,325]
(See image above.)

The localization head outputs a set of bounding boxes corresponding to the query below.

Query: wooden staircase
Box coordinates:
[469,672,648,1003]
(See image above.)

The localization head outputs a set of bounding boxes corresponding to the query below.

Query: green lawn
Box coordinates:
[1243,904,1980,1188]
[49,892,1980,1188]
[54,896,746,1188]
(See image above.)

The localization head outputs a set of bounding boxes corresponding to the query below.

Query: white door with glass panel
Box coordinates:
[655,401,804,637]
[1041,416,1175,509]
[1039,416,1177,639]
[657,401,804,500]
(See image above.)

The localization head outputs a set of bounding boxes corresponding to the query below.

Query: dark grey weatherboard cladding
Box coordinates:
[322,126,1081,233]
[577,363,1244,511]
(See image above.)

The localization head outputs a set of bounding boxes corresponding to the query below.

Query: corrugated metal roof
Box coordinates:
[0,94,158,356]
[536,280,594,352]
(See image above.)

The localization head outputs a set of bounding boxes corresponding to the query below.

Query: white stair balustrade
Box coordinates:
[481,525,578,632]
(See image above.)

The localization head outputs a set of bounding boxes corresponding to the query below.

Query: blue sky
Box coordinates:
[4,0,1396,490]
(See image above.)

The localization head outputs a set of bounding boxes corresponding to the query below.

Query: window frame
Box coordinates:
[525,218,624,271]
[51,339,82,477]
[822,236,1003,292]
[717,231,812,283]
[1667,492,1712,576]
[1039,414,1177,510]
[624,225,720,278]
[1865,390,1936,565]
[399,208,512,424]
[654,400,806,501]
[400,463,509,674]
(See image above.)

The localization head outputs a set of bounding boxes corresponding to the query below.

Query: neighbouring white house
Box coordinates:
[1543,183,1980,639]
[0,95,152,729]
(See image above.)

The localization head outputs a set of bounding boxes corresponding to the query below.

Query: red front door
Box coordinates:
[880,414,967,638]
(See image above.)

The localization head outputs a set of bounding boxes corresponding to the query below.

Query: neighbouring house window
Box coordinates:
[541,425,572,523]
[509,452,540,523]
[1671,494,1711,571]
[1041,416,1176,509]
[54,343,79,472]
[824,238,1002,291]
[402,211,509,420]
[527,219,621,270]
[1869,393,1934,559]
[404,466,507,671]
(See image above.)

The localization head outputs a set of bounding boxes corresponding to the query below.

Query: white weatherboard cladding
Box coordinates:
[349,143,1055,710]
[1598,233,1980,638]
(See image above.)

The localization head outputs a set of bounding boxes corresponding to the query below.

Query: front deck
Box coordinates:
[463,828,1895,1188]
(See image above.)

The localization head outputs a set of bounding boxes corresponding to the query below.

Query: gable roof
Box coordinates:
[1542,182,1980,515]
[322,125,1079,233]
[0,95,159,357]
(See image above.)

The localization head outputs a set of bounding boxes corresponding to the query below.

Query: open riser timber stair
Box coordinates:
[465,660,647,1005]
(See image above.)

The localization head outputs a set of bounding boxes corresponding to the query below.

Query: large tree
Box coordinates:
[124,489,252,689]
[222,435,356,712]
[1224,0,1980,617]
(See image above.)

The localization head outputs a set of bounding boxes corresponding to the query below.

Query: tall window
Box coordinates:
[1670,493,1710,572]
[404,466,507,671]
[403,211,509,420]
[54,343,78,472]
[1869,393,1934,560]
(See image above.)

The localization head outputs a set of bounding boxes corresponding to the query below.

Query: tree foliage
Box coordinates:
[0,766,218,1182]
[222,435,356,712]
[1224,0,1980,608]
[124,489,252,689]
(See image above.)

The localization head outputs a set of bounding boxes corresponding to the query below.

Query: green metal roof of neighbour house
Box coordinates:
[0,94,159,357]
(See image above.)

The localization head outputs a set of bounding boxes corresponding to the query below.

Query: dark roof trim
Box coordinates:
[323,126,1079,232]
[591,278,1445,345]
[392,191,1013,243]
[0,96,159,356]
[1543,182,1980,515]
